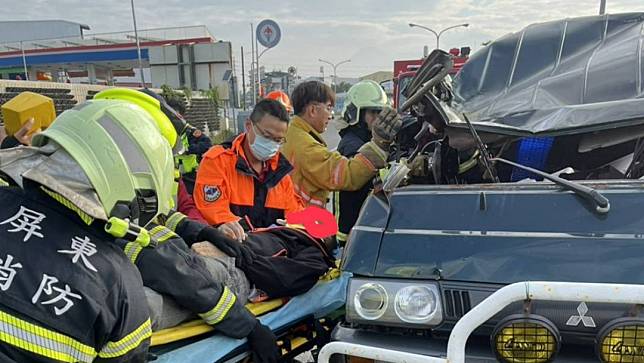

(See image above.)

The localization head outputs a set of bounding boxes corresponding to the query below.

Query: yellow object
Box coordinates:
[494,321,557,363]
[93,88,177,148]
[150,298,285,346]
[599,322,644,363]
[1,92,56,136]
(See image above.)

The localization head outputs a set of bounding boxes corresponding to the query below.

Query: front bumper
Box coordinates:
[329,324,596,363]
[319,281,644,363]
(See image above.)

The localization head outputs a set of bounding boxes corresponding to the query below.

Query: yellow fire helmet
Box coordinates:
[94,88,180,153]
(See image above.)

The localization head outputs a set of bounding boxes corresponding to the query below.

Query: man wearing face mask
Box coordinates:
[194,99,302,241]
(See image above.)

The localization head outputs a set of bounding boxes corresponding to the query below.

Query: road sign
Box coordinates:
[256,19,281,49]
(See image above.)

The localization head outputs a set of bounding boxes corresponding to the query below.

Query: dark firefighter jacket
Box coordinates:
[123,211,258,338]
[0,181,150,363]
[336,124,373,243]
[194,134,302,229]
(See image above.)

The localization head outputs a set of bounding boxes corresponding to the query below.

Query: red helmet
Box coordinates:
[265,90,293,114]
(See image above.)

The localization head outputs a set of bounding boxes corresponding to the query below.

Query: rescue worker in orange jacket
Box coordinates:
[195,99,302,241]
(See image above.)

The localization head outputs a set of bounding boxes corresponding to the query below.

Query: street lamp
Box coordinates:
[318,58,351,92]
[408,22,469,50]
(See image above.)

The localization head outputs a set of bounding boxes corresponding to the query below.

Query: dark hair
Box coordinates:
[250,99,290,124]
[291,81,335,115]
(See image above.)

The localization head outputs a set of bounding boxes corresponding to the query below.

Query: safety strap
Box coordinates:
[165,212,187,232]
[123,242,144,264]
[149,225,177,243]
[198,286,236,325]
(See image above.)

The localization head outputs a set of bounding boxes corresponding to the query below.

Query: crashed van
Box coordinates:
[320,13,644,363]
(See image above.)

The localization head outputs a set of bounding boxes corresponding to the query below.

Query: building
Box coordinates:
[0,22,234,103]
[359,71,393,84]
[0,20,90,44]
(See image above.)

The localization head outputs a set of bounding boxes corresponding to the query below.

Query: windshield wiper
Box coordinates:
[492,157,611,214]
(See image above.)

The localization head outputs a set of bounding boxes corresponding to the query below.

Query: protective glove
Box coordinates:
[371,107,403,151]
[196,226,255,268]
[247,321,279,363]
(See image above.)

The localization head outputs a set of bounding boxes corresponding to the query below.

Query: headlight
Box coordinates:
[354,283,388,320]
[394,285,437,323]
[597,318,644,363]
[492,315,560,363]
[347,278,442,327]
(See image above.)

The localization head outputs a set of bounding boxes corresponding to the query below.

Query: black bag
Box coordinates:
[240,227,334,298]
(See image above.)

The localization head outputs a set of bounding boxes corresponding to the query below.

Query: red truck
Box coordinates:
[393,47,470,110]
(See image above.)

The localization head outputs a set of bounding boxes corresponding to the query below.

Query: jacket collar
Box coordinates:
[291,116,327,146]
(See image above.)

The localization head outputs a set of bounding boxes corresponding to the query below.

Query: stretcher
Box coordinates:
[149,271,349,363]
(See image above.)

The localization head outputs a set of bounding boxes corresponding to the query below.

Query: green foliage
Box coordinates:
[179,87,192,101]
[335,82,353,93]
[160,85,187,112]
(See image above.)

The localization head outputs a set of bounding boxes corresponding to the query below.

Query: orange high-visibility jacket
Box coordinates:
[195,134,302,227]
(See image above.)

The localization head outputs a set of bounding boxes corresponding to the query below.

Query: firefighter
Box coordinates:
[95,88,207,223]
[194,99,302,241]
[281,80,402,208]
[0,100,161,362]
[335,80,389,244]
[91,89,279,362]
[265,90,293,115]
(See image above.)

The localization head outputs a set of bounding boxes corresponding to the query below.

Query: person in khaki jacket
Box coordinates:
[281,80,402,208]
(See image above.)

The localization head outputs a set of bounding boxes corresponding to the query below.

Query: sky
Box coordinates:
[4,0,644,78]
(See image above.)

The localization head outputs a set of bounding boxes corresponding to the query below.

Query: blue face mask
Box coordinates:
[250,125,280,161]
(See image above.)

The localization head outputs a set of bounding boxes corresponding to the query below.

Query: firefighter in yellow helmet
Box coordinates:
[335,80,390,244]
[93,88,279,362]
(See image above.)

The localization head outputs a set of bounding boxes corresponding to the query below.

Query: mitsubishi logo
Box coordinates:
[566,302,596,328]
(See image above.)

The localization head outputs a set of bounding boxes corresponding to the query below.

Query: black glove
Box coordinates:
[372,107,403,150]
[197,226,256,268]
[247,321,279,363]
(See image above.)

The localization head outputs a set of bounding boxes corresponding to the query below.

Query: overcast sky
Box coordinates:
[5,0,644,78]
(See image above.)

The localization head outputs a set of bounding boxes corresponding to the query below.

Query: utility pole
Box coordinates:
[241,46,246,110]
[250,23,256,105]
[318,58,351,93]
[20,41,28,80]
[599,0,606,14]
[130,0,145,87]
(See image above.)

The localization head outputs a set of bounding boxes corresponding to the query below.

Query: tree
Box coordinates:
[335,82,353,93]
[160,85,187,112]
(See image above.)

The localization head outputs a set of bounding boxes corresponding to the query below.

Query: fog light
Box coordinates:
[354,283,388,320]
[597,319,644,363]
[492,315,560,363]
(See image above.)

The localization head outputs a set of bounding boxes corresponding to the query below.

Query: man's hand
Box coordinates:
[217,219,247,241]
[371,107,402,150]
[14,118,39,146]
[196,226,255,267]
[247,321,279,363]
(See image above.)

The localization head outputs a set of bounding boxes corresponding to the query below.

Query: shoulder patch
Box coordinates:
[203,185,222,203]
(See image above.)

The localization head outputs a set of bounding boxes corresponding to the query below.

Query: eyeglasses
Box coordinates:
[253,124,286,144]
